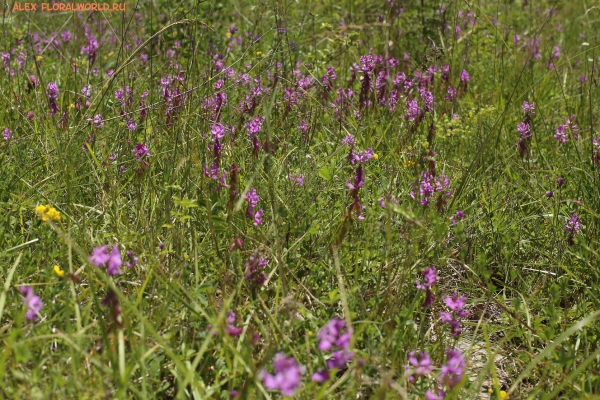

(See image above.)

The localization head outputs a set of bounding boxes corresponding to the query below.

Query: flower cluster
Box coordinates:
[439,292,469,338]
[244,188,264,226]
[89,245,124,276]
[35,205,61,222]
[425,349,466,399]
[244,254,268,287]
[449,210,466,226]
[288,173,305,186]
[312,318,354,384]
[259,353,305,397]
[565,213,581,246]
[554,115,579,143]
[408,351,434,381]
[416,266,439,307]
[46,82,60,116]
[20,286,43,321]
[410,171,452,208]
[226,311,243,336]
[515,101,534,158]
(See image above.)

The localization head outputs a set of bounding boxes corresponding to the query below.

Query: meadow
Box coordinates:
[1,0,600,398]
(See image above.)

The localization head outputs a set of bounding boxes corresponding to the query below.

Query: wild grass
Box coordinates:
[1,0,600,398]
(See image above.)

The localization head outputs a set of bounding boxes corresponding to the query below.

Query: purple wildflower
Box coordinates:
[408,351,434,377]
[89,245,124,276]
[438,349,466,388]
[288,173,305,186]
[3,128,12,140]
[61,30,71,43]
[346,165,364,190]
[317,318,349,351]
[450,210,466,226]
[565,213,581,236]
[557,177,564,187]
[404,99,419,122]
[311,369,330,384]
[546,191,554,198]
[517,122,531,138]
[259,353,305,397]
[298,120,309,132]
[88,114,104,129]
[226,311,243,336]
[245,116,264,136]
[20,286,43,321]
[522,101,535,114]
[211,123,226,139]
[342,134,356,147]
[132,143,150,161]
[460,70,470,82]
[416,266,438,307]
[126,118,137,131]
[244,254,269,287]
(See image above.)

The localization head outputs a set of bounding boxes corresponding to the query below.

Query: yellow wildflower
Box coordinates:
[500,391,508,399]
[53,265,65,277]
[226,32,232,38]
[36,55,43,61]
[256,51,263,56]
[307,330,313,336]
[35,205,61,222]
[373,153,379,160]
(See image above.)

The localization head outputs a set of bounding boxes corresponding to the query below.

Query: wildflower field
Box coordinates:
[2,0,600,398]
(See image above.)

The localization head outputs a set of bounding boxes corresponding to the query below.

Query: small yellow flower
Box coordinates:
[35,205,61,222]
[68,103,75,109]
[36,55,43,61]
[53,265,65,277]
[108,51,114,57]
[373,153,379,160]
[500,391,508,399]
[256,51,263,56]
[226,32,232,38]
[488,388,494,394]
[307,330,313,336]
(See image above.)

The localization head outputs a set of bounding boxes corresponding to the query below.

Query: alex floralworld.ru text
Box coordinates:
[12,3,126,11]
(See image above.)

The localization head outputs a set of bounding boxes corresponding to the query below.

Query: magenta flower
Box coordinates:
[46,82,59,100]
[88,114,104,129]
[450,210,466,226]
[438,349,466,388]
[342,134,356,147]
[346,165,364,190]
[244,188,264,226]
[89,245,124,276]
[259,353,305,397]
[311,369,330,384]
[244,254,269,287]
[444,292,467,312]
[226,311,243,336]
[132,143,150,161]
[245,116,264,136]
[211,123,226,139]
[288,173,305,186]
[460,70,470,82]
[126,118,137,131]
[20,286,42,321]
[408,351,433,376]
[316,318,354,372]
[46,82,60,116]
[3,128,11,140]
